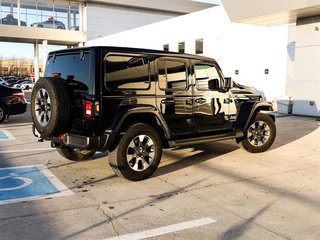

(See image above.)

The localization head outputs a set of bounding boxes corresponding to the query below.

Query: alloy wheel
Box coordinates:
[35,88,51,126]
[247,120,271,147]
[126,135,155,172]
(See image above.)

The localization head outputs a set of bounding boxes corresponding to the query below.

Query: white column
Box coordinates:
[34,43,40,81]
[42,40,48,70]
[17,0,21,26]
[79,2,87,32]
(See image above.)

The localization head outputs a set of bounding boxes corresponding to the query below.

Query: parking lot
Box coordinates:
[0,91,319,240]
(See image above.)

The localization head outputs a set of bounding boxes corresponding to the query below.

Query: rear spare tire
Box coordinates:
[31,78,70,137]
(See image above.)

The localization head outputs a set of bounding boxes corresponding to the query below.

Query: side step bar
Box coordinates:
[168,131,244,147]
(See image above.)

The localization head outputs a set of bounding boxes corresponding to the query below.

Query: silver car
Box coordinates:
[31,17,65,29]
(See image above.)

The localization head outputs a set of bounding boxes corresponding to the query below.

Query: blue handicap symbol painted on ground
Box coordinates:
[0,165,73,204]
[0,130,15,141]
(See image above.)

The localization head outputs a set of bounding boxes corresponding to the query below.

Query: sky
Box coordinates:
[0,0,221,60]
[0,42,37,60]
[0,42,65,61]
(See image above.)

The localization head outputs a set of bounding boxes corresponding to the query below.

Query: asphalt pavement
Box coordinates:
[0,91,319,240]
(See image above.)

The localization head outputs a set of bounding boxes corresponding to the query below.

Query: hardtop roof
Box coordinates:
[48,46,217,63]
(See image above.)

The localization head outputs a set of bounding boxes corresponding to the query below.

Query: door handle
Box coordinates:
[161,99,175,105]
[186,98,193,105]
[195,98,206,104]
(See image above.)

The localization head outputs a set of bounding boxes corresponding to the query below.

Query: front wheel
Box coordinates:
[108,123,162,181]
[237,113,276,153]
[56,146,96,161]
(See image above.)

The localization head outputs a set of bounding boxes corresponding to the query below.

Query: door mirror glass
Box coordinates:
[208,79,220,90]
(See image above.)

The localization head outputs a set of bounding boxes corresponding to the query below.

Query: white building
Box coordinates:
[87,6,289,102]
[222,0,320,116]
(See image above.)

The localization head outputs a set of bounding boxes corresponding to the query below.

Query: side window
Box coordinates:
[194,63,221,91]
[105,55,150,90]
[158,59,188,90]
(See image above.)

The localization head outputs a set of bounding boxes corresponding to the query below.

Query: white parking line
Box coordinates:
[0,130,15,141]
[0,123,32,128]
[0,148,53,154]
[103,217,216,240]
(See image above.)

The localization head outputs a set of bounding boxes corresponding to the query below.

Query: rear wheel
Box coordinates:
[0,105,7,123]
[57,146,96,161]
[237,113,276,153]
[108,123,162,181]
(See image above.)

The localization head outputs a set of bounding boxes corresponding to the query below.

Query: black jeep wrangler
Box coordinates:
[31,46,276,181]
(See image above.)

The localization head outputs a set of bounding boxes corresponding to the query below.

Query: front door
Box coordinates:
[192,61,233,132]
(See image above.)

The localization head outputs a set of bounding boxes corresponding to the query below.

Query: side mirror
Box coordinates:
[224,77,234,89]
[208,79,220,90]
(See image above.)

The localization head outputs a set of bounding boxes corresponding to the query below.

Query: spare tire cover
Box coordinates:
[31,77,71,137]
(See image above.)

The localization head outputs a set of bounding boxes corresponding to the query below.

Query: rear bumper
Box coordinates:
[54,132,117,151]
[58,133,110,151]
[32,125,116,151]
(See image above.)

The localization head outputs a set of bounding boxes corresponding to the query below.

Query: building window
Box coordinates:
[0,1,80,30]
[195,39,203,54]
[163,44,169,51]
[178,42,185,53]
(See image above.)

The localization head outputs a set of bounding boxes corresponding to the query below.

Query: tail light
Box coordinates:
[52,72,61,77]
[83,101,100,118]
[13,92,25,101]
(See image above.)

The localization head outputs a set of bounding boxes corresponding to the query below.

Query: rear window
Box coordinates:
[45,52,91,91]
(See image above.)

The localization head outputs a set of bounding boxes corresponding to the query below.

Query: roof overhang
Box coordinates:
[222,0,320,26]
[82,0,215,14]
[0,25,86,45]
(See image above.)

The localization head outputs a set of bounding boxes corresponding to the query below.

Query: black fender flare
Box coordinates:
[108,105,171,139]
[235,101,274,129]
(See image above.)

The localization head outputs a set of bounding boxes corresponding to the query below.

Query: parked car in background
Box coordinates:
[20,82,34,90]
[0,14,27,26]
[12,80,32,88]
[0,85,27,123]
[1,76,14,81]
[6,78,21,87]
[31,17,65,29]
[0,78,9,86]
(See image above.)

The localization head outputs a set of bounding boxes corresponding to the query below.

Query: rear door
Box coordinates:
[156,57,195,136]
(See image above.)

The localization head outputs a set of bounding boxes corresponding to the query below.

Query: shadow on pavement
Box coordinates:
[218,201,276,240]
[156,115,319,177]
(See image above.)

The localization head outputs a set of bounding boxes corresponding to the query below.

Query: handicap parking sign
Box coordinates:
[0,165,73,205]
